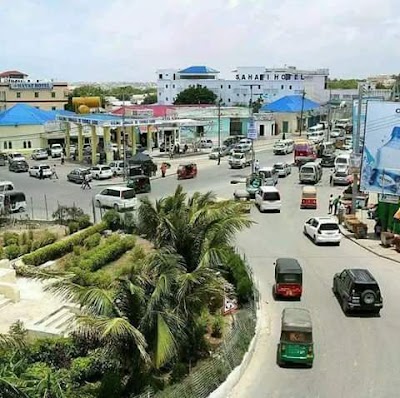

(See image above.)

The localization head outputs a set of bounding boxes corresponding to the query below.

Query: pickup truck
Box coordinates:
[50,144,63,158]
[229,151,251,169]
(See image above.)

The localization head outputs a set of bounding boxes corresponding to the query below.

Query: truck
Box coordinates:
[229,151,252,169]
[50,143,63,158]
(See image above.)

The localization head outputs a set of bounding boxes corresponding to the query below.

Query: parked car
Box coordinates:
[333,268,383,315]
[320,154,336,168]
[109,161,126,176]
[8,153,25,162]
[94,186,137,211]
[331,170,353,186]
[90,165,113,180]
[209,146,229,159]
[274,162,291,177]
[50,143,63,158]
[0,181,15,191]
[28,164,52,178]
[31,148,49,161]
[198,139,213,149]
[303,217,341,245]
[9,160,29,173]
[67,168,92,184]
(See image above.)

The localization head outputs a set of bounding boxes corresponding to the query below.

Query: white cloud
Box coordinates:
[0,0,398,81]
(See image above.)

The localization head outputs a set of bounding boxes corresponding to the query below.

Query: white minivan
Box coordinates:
[94,186,137,211]
[255,186,281,213]
[334,154,350,170]
[259,166,278,186]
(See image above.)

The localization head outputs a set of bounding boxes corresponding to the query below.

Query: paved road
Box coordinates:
[2,148,400,397]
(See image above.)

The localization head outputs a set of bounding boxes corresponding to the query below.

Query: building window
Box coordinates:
[221,85,223,89]
[16,92,21,98]
[3,142,6,150]
[281,85,284,90]
[52,106,57,110]
[289,85,292,90]
[28,141,32,148]
[172,84,175,89]
[51,92,56,98]
[23,141,27,149]
[228,85,231,89]
[35,92,39,98]
[228,98,231,102]
[159,74,163,79]
[166,97,169,101]
[165,84,168,88]
[237,93,239,97]
[8,141,12,149]
[258,85,261,89]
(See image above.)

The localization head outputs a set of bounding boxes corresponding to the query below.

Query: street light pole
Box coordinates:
[122,92,128,181]
[299,90,306,136]
[242,83,258,174]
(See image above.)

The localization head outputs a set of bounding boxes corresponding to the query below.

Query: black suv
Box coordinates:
[333,269,383,315]
[9,160,29,173]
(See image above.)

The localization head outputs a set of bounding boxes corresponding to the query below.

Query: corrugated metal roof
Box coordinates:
[178,66,219,74]
[260,95,320,113]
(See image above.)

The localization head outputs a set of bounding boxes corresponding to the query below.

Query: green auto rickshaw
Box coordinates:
[246,173,263,199]
[127,175,151,194]
[277,308,314,368]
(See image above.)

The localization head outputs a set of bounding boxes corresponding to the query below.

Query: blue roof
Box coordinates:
[178,66,219,74]
[260,95,320,113]
[0,104,60,126]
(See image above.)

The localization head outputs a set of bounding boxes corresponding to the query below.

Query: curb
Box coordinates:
[340,228,400,264]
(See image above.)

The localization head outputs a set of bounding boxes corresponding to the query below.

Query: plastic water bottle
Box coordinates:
[369,126,400,193]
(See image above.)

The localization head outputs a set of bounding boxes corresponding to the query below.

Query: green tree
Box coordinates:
[174,87,217,105]
[327,79,361,89]
[142,93,158,104]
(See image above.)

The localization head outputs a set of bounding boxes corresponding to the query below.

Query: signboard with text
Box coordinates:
[247,118,257,140]
[9,82,53,90]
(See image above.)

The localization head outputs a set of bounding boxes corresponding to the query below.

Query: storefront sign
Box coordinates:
[378,194,400,204]
[9,82,53,90]
[247,118,257,140]
[235,73,304,81]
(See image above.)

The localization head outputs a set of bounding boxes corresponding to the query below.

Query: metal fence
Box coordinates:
[133,304,257,398]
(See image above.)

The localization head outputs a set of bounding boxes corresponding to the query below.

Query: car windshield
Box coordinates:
[336,172,347,177]
[102,167,111,171]
[278,273,301,283]
[263,192,280,201]
[233,154,242,159]
[301,167,314,174]
[274,164,283,169]
[281,331,312,343]
[121,190,136,199]
[41,165,50,170]
[320,223,339,231]
[336,158,347,164]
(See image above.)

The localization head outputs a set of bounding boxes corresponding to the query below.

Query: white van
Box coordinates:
[255,186,281,212]
[307,124,325,135]
[334,154,350,170]
[299,162,322,184]
[0,181,15,192]
[94,186,137,211]
[259,166,278,186]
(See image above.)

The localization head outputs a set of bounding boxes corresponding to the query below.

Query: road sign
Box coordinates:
[247,118,257,140]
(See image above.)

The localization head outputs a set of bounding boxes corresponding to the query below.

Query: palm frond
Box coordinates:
[0,378,29,398]
[154,313,178,369]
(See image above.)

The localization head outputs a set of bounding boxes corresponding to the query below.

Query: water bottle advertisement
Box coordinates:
[360,101,400,195]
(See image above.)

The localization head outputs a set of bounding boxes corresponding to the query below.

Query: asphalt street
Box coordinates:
[1,148,400,397]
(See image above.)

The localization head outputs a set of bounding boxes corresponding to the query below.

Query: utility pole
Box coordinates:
[217,97,221,165]
[327,89,332,142]
[351,83,364,215]
[299,90,306,136]
[242,83,258,173]
[122,92,128,181]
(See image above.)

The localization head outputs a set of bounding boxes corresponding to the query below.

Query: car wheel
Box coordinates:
[113,204,119,211]
[96,200,101,208]
[361,290,376,305]
[303,226,307,235]
[313,235,318,245]
[342,299,349,314]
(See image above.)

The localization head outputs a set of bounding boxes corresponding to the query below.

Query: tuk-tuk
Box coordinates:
[277,308,314,367]
[126,175,151,194]
[0,153,6,166]
[273,258,303,299]
[177,163,197,180]
[0,191,26,213]
[300,186,317,209]
[246,174,263,198]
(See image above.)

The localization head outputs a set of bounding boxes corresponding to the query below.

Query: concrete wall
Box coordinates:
[0,124,46,152]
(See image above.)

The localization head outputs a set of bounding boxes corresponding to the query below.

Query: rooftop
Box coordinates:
[260,95,321,113]
[178,66,219,74]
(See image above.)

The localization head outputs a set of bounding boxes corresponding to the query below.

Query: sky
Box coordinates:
[0,0,399,82]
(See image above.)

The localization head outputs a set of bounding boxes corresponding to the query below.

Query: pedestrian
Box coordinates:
[39,167,44,180]
[161,162,167,178]
[328,194,334,214]
[61,154,65,165]
[82,173,91,189]
[254,159,260,173]
[51,165,59,180]
[333,195,341,215]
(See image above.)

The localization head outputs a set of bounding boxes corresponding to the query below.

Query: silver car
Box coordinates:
[31,148,49,161]
[209,146,229,159]
[274,162,291,177]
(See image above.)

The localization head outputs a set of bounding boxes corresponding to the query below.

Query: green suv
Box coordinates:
[333,269,383,315]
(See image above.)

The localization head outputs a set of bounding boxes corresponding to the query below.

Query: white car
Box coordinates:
[50,144,63,158]
[109,161,126,176]
[90,165,113,180]
[239,138,253,145]
[94,186,137,211]
[29,164,52,178]
[329,129,345,139]
[303,217,341,245]
[8,153,26,162]
[255,186,281,213]
[274,162,291,177]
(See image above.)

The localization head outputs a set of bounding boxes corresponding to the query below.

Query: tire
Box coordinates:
[342,299,349,314]
[113,204,119,211]
[96,200,101,208]
[313,235,318,245]
[361,290,376,305]
[303,227,307,235]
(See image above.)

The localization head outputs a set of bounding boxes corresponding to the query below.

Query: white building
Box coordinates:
[157,65,330,106]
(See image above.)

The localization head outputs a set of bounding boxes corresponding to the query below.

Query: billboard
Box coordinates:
[352,97,384,143]
[360,101,400,195]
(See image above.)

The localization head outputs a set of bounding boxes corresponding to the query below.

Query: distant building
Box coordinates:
[0,70,69,111]
[367,74,396,88]
[156,65,330,106]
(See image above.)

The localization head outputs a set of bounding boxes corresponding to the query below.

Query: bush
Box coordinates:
[84,233,101,249]
[102,210,121,231]
[0,246,3,259]
[77,215,92,230]
[211,314,225,338]
[19,232,28,245]
[79,236,136,272]
[4,244,20,260]
[71,268,112,288]
[68,221,80,235]
[3,232,19,246]
[23,223,106,266]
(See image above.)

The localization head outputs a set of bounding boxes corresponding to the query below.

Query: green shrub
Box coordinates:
[79,236,135,272]
[102,210,121,231]
[4,244,20,260]
[71,268,112,288]
[3,232,19,246]
[0,246,4,259]
[19,232,28,245]
[23,223,106,266]
[37,230,58,248]
[77,214,92,230]
[68,221,80,235]
[28,230,34,241]
[84,233,101,249]
[211,314,225,338]
[70,356,96,383]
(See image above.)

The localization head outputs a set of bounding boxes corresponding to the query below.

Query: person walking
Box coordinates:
[61,154,65,165]
[82,173,91,189]
[333,195,341,215]
[39,166,44,180]
[161,162,167,178]
[51,165,59,180]
[328,194,334,214]
[254,159,260,173]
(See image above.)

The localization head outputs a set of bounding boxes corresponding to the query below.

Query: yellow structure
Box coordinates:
[72,97,101,113]
[0,70,68,111]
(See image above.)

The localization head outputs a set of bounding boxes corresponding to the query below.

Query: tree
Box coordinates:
[142,93,158,105]
[327,79,361,89]
[174,87,217,105]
